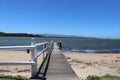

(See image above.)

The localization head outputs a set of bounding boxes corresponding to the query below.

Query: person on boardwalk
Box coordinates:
[57,42,62,50]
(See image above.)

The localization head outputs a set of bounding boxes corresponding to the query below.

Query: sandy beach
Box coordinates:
[64,52,120,80]
[0,50,120,80]
[0,50,43,78]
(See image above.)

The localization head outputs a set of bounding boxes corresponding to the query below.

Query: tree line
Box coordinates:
[0,32,44,37]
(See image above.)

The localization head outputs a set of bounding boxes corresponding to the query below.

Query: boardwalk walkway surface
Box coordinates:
[32,42,79,80]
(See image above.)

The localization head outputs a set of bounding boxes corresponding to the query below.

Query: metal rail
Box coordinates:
[0,38,53,77]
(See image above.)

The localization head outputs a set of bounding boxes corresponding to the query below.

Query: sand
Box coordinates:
[0,50,43,78]
[64,52,120,80]
[0,50,120,80]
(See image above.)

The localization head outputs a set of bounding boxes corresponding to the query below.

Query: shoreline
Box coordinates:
[62,49,120,53]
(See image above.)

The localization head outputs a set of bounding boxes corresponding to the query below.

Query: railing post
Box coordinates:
[47,43,49,53]
[43,43,46,60]
[31,38,37,77]
[47,42,49,53]
[51,40,53,50]
[49,42,51,51]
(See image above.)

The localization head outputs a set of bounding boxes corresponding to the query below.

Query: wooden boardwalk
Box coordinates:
[32,42,79,80]
[46,43,79,80]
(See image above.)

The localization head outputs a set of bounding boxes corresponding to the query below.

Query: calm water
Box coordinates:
[0,37,120,52]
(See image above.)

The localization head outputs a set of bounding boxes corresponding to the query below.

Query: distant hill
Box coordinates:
[39,34,85,38]
[0,32,98,39]
[0,32,110,39]
[0,32,44,37]
[0,32,85,38]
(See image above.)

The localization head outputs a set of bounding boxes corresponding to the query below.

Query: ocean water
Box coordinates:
[0,37,120,53]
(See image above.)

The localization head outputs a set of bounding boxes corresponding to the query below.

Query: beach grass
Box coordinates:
[87,74,120,80]
[0,74,28,80]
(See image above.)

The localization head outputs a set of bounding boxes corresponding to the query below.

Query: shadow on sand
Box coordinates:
[30,50,52,80]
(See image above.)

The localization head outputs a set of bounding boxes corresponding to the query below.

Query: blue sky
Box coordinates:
[0,0,120,38]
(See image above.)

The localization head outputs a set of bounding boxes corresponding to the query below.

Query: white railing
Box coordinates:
[0,38,53,77]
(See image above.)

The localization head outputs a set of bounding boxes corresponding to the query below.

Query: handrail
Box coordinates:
[0,39,53,77]
[0,46,35,49]
[0,61,35,65]
[35,42,48,46]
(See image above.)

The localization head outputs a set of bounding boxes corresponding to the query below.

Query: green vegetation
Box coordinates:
[0,32,44,37]
[0,74,120,80]
[87,74,120,80]
[0,74,28,80]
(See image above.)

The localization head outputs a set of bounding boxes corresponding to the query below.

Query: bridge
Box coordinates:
[0,39,79,80]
